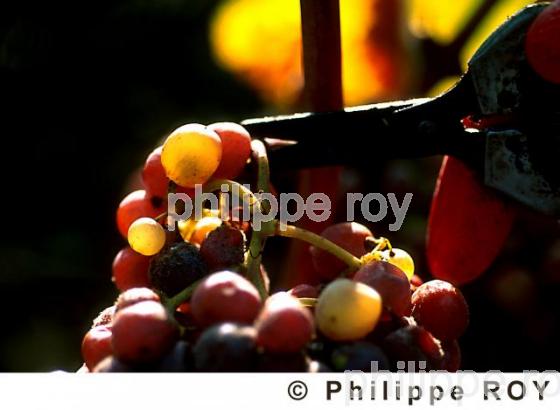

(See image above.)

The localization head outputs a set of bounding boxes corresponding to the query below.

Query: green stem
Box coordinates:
[154,212,168,222]
[274,221,362,271]
[164,279,202,311]
[246,236,267,300]
[299,297,318,307]
[245,220,276,300]
[204,178,259,207]
[365,236,392,253]
[244,140,273,300]
[251,139,270,193]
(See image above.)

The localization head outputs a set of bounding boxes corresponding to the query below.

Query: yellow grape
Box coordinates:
[161,124,222,188]
[178,209,220,242]
[315,279,382,341]
[178,219,198,242]
[190,216,223,246]
[381,248,415,280]
[127,217,166,256]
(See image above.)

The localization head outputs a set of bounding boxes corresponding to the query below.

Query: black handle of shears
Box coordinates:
[242,73,485,171]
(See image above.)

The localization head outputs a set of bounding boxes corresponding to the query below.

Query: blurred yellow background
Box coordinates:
[210,0,535,105]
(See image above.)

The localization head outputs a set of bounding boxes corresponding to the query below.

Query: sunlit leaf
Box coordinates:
[408,0,483,44]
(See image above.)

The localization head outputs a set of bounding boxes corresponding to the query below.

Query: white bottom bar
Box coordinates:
[0,372,559,409]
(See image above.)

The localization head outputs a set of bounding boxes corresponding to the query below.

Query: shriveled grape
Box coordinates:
[149,242,208,296]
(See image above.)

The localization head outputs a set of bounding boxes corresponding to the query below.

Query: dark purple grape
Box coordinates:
[306,337,338,364]
[440,340,461,372]
[257,351,309,372]
[149,242,208,296]
[331,341,389,372]
[200,225,245,272]
[383,325,444,371]
[366,313,414,344]
[193,323,258,372]
[156,341,193,372]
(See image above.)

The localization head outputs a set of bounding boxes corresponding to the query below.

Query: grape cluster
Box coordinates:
[81,121,470,372]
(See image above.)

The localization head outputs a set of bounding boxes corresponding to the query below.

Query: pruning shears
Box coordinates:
[242,3,560,218]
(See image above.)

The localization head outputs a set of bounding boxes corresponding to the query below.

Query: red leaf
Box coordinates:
[427,156,516,285]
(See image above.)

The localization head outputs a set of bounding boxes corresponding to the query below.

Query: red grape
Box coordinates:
[142,146,195,200]
[82,325,113,370]
[255,292,314,353]
[310,222,373,280]
[112,247,151,292]
[209,122,252,180]
[111,301,179,363]
[353,260,411,317]
[116,190,163,238]
[116,287,160,311]
[142,146,195,218]
[142,146,168,199]
[191,271,262,327]
[525,1,560,84]
[288,284,319,299]
[411,280,469,341]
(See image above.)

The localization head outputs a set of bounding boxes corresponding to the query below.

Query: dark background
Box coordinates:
[0,0,259,371]
[0,0,558,371]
